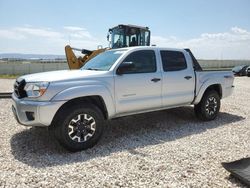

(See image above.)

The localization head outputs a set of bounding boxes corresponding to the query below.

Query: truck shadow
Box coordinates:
[10,106,245,168]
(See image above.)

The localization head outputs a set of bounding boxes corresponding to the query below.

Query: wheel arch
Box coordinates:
[204,84,222,98]
[194,83,222,104]
[52,95,109,121]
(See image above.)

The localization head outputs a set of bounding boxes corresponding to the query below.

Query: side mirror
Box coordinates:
[116,62,135,75]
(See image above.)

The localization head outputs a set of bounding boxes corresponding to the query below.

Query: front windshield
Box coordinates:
[81,50,126,71]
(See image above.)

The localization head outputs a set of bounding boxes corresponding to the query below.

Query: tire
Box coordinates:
[51,103,105,152]
[194,90,221,121]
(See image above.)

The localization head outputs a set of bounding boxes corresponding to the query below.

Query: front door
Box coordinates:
[115,50,162,115]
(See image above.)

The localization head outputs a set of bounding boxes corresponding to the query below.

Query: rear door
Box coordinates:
[114,50,162,115]
[160,50,195,106]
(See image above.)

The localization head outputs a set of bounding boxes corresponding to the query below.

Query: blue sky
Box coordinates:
[0,0,250,59]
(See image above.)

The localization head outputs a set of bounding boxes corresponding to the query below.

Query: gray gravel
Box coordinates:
[0,77,249,187]
[0,79,15,92]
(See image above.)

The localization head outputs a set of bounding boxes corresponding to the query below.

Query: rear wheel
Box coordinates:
[194,90,220,121]
[51,103,104,152]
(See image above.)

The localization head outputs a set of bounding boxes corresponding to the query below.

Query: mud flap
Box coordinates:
[222,158,250,186]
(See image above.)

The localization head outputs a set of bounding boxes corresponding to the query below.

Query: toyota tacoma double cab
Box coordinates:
[12,47,234,151]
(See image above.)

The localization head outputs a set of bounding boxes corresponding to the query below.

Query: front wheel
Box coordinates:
[194,90,221,121]
[51,103,104,152]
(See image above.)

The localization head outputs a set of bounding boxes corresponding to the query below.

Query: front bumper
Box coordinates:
[12,94,65,126]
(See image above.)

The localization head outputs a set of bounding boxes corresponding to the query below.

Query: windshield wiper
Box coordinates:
[85,68,101,71]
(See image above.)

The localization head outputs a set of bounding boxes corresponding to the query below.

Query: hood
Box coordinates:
[19,70,107,82]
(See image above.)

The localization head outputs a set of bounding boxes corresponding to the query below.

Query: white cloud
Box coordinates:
[63,26,86,31]
[14,27,63,38]
[0,26,101,54]
[231,27,249,35]
[0,29,26,40]
[70,32,92,39]
[151,27,250,59]
[64,26,93,39]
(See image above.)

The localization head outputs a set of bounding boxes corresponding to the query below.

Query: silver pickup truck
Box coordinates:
[12,47,234,151]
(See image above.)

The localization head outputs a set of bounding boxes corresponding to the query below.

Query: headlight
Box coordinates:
[24,82,49,98]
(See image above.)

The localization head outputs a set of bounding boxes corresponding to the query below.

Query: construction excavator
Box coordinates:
[65,24,151,69]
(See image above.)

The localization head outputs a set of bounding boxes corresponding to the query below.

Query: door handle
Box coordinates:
[184,76,192,80]
[151,78,161,82]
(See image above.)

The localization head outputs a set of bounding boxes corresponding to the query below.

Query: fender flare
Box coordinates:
[193,79,222,104]
[51,85,116,118]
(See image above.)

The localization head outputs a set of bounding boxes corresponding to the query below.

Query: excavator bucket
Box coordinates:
[65,45,88,69]
[65,45,106,70]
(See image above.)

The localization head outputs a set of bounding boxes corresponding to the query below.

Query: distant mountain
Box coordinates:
[0,53,66,60]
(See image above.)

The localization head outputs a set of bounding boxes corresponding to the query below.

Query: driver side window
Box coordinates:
[122,50,156,74]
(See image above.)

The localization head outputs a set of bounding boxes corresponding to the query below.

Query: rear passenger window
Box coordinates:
[122,50,156,73]
[160,51,187,71]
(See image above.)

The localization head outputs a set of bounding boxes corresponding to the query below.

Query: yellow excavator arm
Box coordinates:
[65,45,106,69]
[65,24,151,69]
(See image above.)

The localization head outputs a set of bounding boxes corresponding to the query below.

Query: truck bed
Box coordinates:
[194,70,234,103]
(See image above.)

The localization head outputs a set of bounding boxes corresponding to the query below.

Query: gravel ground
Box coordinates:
[0,77,249,187]
[0,79,15,92]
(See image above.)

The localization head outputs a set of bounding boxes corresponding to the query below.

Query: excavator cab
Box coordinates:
[66,24,151,69]
[108,24,150,48]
